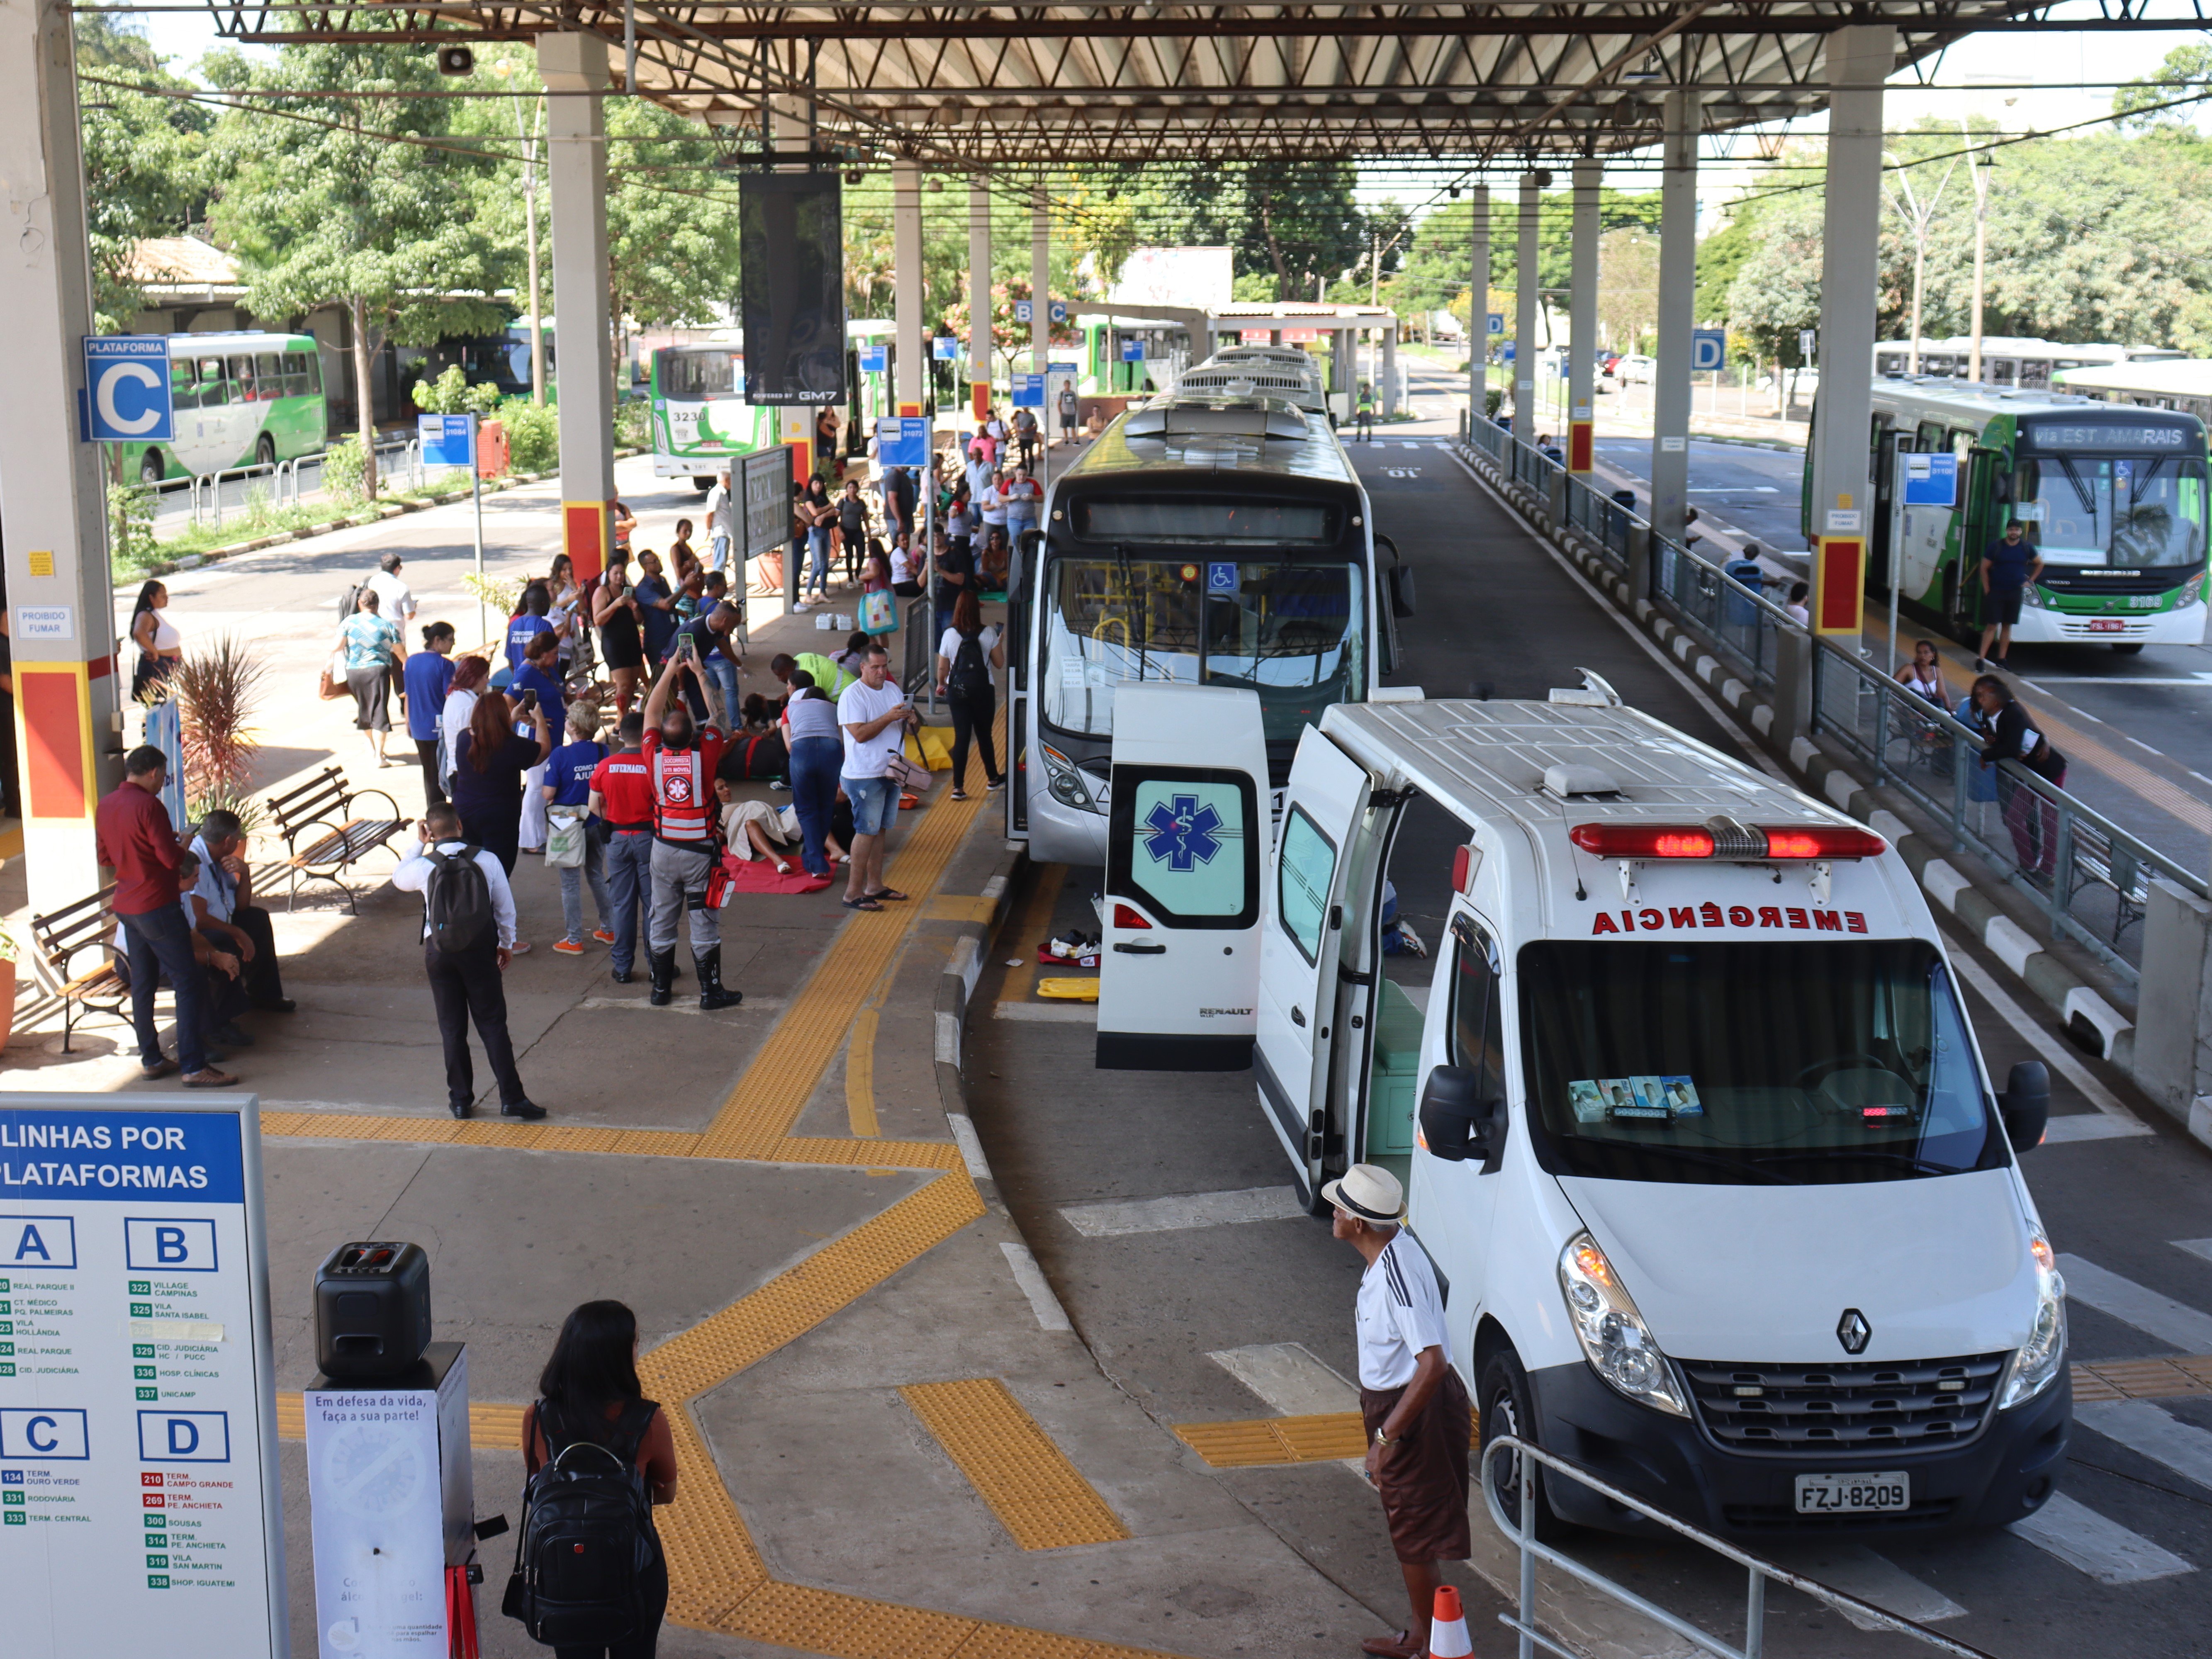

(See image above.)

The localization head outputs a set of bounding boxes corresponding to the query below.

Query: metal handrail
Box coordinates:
[1479,1437,1998,1659]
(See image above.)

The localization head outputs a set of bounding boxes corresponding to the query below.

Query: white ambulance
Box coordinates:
[1247,683,2069,1539]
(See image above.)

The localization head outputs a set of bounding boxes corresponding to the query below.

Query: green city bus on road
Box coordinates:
[1811,377,2210,652]
[650,339,780,491]
[113,332,327,486]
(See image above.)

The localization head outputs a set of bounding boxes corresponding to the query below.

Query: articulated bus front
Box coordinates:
[1019,476,1378,866]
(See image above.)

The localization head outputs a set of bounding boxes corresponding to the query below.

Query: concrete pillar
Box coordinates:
[968,176,992,423]
[1809,25,1895,637]
[893,158,924,417]
[1468,185,1490,426]
[771,102,813,486]
[0,0,118,908]
[1567,159,1600,474]
[1382,326,1399,421]
[1513,173,1543,430]
[538,33,614,582]
[1030,190,1051,486]
[1651,90,1698,549]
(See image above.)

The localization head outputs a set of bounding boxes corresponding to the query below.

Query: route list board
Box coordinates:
[0,1095,285,1657]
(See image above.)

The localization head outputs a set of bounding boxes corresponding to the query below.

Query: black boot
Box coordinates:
[696,947,743,1012]
[648,950,675,1006]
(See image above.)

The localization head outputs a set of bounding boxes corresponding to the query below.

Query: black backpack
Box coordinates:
[503,1399,659,1647]
[337,577,368,625]
[948,632,990,700]
[423,846,493,954]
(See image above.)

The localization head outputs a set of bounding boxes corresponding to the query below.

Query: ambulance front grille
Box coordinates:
[1679,1352,2008,1454]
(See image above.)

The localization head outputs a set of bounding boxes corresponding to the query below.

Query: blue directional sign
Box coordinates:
[1012,373,1046,408]
[1049,361,1080,374]
[1691,328,1728,372]
[1501,342,1516,362]
[857,344,888,374]
[1141,793,1224,873]
[1902,450,1959,506]
[875,416,931,467]
[1121,339,1147,363]
[1048,301,1068,324]
[1013,300,1033,324]
[1487,313,1505,336]
[418,412,475,467]
[83,335,173,443]
[931,336,959,360]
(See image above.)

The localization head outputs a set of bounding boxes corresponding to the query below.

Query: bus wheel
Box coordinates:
[692,476,714,492]
[2113,642,2145,654]
[256,432,277,469]
[139,450,164,486]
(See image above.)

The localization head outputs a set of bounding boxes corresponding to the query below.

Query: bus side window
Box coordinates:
[1915,421,1944,452]
[197,358,227,407]
[1446,913,1506,1115]
[170,358,198,412]
[304,352,324,397]
[256,352,282,396]
[227,353,256,401]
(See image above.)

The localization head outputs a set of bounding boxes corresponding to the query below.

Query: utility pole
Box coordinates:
[497,60,548,403]
[1966,129,1993,385]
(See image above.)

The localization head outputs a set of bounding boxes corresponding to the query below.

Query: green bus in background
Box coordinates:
[650,338,780,491]
[112,331,327,486]
[1816,378,2209,652]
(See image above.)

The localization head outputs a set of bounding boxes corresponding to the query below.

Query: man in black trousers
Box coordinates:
[188,808,295,1024]
[390,803,545,1120]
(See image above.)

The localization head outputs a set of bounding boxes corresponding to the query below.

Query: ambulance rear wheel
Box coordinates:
[1479,1347,1572,1543]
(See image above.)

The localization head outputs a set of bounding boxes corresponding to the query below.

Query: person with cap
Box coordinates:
[1325,1163,1471,1659]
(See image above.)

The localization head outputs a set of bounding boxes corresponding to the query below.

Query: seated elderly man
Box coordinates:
[188,808,295,1018]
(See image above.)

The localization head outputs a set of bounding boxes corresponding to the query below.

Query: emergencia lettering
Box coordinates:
[1590,902,1869,937]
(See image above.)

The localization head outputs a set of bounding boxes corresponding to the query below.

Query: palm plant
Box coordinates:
[169,633,268,817]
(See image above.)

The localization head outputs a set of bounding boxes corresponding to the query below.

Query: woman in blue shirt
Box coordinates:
[542,704,612,954]
[404,622,457,805]
[338,589,404,768]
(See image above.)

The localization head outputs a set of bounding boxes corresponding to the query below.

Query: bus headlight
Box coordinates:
[2000,1226,2067,1410]
[2181,574,2205,609]
[1558,1232,1688,1417]
[2022,584,2046,609]
[1039,744,1097,813]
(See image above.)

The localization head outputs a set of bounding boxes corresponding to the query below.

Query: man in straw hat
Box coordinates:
[1325,1163,1472,1659]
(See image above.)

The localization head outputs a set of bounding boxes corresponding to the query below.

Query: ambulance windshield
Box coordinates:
[1517,939,2003,1185]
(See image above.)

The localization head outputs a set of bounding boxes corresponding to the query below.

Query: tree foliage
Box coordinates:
[74,17,210,331]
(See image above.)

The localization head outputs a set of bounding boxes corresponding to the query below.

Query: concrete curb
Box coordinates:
[1453,438,2140,1069]
[931,837,1026,1214]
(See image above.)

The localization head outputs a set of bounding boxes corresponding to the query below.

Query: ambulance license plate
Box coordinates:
[1794,1472,1909,1514]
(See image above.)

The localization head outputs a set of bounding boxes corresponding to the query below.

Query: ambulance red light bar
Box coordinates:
[1570,823,1887,861]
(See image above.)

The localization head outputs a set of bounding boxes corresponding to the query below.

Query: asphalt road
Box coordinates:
[969,421,2212,1659]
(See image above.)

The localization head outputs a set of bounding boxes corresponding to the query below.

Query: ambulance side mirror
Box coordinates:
[1998,1061,2050,1152]
[1419,1065,1486,1163]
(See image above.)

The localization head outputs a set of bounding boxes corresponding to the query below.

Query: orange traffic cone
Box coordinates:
[1428,1584,1473,1659]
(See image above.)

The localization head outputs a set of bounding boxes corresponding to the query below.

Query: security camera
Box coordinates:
[436,45,475,76]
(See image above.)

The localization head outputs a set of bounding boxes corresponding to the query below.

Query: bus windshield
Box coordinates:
[662,351,737,398]
[2010,453,2206,568]
[1041,557,1362,743]
[1518,939,2003,1186]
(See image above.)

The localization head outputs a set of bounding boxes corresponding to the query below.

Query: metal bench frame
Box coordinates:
[29,885,133,1054]
[265,765,404,913]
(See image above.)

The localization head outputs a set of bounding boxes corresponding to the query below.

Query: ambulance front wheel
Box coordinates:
[1480,1347,1572,1544]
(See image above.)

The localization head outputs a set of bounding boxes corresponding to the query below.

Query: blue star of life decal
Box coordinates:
[1141,793,1224,872]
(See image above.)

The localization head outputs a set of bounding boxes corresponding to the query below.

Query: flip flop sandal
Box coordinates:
[867,888,910,902]
[841,895,883,911]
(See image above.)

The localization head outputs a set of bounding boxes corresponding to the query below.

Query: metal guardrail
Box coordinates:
[1454,414,2202,987]
[1479,1437,1998,1659]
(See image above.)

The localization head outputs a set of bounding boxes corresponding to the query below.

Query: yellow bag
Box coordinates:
[908,727,954,772]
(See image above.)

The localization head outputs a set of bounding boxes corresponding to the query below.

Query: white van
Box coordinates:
[1253,686,2069,1538]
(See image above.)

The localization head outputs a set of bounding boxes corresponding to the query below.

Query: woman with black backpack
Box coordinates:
[514,1301,675,1659]
[933,589,1006,801]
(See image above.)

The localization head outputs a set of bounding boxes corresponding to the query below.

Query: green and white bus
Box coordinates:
[1819,378,2209,652]
[114,331,327,486]
[649,338,779,490]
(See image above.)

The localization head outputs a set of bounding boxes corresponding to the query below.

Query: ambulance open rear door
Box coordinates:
[1097,684,1270,1071]
[1253,724,1377,1205]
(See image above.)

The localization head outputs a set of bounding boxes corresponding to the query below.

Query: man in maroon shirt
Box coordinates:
[95,746,235,1087]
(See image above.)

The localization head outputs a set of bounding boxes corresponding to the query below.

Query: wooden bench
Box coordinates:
[265,765,404,912]
[29,885,131,1053]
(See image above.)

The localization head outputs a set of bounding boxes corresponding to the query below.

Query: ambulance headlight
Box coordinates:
[2000,1226,2067,1410]
[1558,1232,1687,1417]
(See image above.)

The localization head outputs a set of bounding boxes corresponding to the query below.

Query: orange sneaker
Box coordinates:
[552,939,585,956]
[591,928,616,944]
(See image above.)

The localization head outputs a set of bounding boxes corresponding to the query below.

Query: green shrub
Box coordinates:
[1484,387,1504,419]
[323,435,367,503]
[414,364,504,418]
[107,479,158,571]
[501,398,560,474]
[613,399,650,450]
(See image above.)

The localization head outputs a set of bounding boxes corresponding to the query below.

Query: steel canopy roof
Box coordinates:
[202,1,2073,167]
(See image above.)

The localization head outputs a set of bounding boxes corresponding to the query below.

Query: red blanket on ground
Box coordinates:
[723,859,833,895]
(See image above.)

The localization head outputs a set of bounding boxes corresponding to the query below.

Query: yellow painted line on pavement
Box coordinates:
[2069,1355,2212,1404]
[899,1378,1131,1550]
[1175,1411,1480,1468]
[998,863,1068,1007]
[845,1006,882,1138]
[925,894,1002,924]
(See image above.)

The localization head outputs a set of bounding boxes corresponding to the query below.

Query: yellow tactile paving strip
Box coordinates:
[899,1377,1132,1550]
[1175,1411,1482,1468]
[2070,1355,2212,1404]
[260,741,1191,1659]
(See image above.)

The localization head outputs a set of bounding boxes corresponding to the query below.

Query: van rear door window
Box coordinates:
[1275,807,1336,964]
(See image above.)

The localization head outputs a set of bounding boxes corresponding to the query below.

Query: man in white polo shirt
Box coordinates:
[835,642,917,912]
[1325,1163,1471,1659]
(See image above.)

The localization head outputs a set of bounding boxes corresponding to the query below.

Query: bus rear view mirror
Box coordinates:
[1419,1065,1485,1162]
[1388,564,1417,618]
[1998,1060,2050,1152]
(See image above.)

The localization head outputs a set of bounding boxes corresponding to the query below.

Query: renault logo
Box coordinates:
[1837,1309,1872,1355]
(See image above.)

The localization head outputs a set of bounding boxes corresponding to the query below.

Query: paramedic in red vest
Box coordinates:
[640,654,742,1011]
[586,711,655,984]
